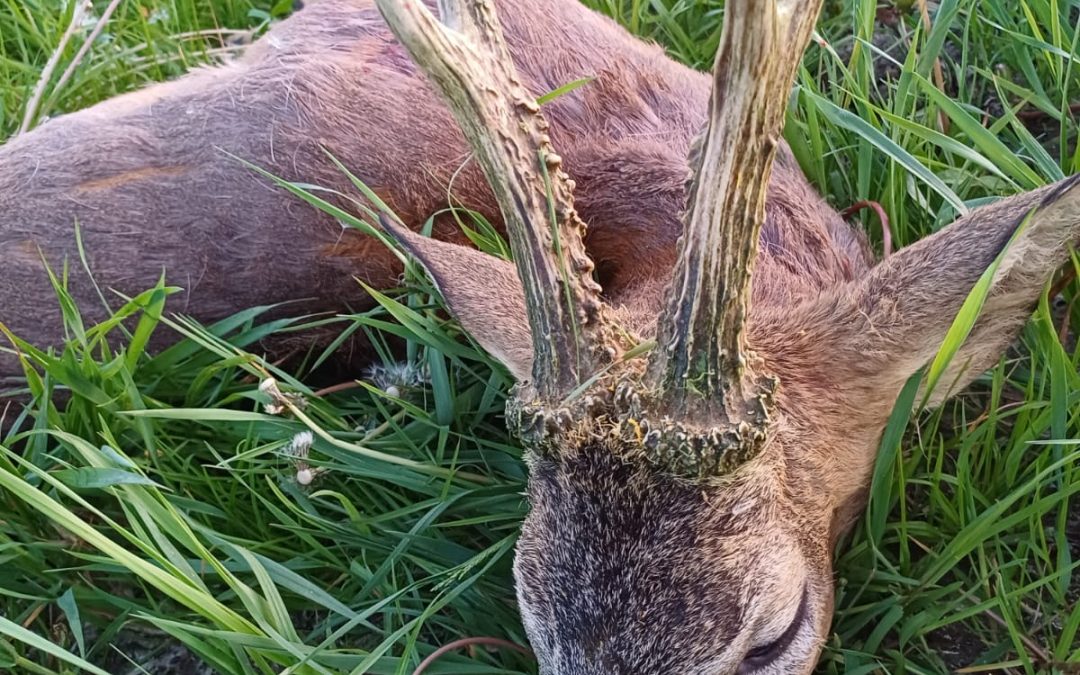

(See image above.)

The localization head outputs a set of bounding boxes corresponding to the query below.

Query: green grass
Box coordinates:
[1,0,1079,673]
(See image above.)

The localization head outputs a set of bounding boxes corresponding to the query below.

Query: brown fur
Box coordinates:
[415,153,1080,675]
[0,0,864,385]
[366,5,1080,673]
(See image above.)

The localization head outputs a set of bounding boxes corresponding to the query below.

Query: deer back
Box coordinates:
[0,0,866,388]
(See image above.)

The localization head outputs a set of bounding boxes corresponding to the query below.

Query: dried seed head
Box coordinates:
[264,403,285,416]
[365,361,429,399]
[259,377,308,414]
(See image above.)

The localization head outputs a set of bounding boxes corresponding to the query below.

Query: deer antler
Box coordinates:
[642,0,824,452]
[377,0,823,478]
[374,0,621,401]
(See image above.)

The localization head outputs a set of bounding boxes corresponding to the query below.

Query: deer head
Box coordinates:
[374,0,1080,672]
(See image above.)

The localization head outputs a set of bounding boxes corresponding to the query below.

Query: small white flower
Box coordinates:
[147,7,170,24]
[280,431,326,488]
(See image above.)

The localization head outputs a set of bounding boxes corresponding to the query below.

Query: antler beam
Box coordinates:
[647,0,823,414]
[375,0,616,400]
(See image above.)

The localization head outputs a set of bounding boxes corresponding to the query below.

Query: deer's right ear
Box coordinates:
[378,215,534,381]
[807,176,1080,410]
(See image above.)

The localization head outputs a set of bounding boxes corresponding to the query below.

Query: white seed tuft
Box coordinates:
[365,361,429,400]
[286,431,314,458]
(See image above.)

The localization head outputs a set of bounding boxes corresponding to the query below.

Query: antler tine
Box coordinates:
[647,0,824,416]
[375,0,617,400]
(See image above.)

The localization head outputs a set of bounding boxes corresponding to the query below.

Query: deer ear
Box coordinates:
[378,216,534,381]
[819,176,1080,408]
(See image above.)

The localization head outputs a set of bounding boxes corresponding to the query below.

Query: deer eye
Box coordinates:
[737,585,808,673]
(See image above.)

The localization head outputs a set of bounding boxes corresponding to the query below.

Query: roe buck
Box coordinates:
[373,0,1080,673]
[1,0,852,386]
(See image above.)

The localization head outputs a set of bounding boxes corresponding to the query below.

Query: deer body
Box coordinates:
[0,0,864,385]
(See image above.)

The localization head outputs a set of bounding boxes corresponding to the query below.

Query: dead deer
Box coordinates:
[372,0,1080,673]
